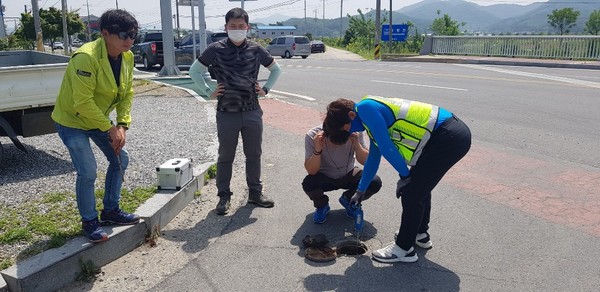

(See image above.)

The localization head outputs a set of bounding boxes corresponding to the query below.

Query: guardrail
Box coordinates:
[420,35,600,60]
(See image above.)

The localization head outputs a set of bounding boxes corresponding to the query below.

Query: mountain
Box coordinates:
[278,0,600,36]
[486,0,600,33]
[253,14,294,26]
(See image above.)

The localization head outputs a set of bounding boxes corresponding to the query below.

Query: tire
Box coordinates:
[143,55,152,69]
[0,141,3,165]
[284,51,292,59]
[302,55,308,59]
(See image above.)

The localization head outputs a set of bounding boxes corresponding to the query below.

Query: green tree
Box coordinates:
[14,7,84,50]
[547,8,580,35]
[341,9,376,47]
[429,10,464,36]
[585,10,600,35]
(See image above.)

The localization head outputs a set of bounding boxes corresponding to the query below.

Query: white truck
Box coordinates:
[0,50,70,165]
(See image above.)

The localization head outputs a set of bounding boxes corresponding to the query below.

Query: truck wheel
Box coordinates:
[284,51,292,59]
[302,55,308,59]
[143,55,152,69]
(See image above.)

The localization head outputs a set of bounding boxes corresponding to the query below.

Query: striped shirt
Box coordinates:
[198,38,274,112]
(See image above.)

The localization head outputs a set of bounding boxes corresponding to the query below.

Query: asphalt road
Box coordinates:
[62,49,600,291]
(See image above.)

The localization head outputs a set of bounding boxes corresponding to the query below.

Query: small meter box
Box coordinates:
[156,158,193,190]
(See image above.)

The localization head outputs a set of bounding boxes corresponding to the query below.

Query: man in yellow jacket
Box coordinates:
[52,9,139,243]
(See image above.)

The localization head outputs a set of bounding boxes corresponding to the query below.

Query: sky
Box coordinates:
[2,0,542,33]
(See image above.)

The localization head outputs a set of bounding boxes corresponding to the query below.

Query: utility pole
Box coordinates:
[198,0,206,54]
[31,0,44,51]
[322,0,325,21]
[115,0,118,9]
[374,0,381,60]
[339,0,343,38]
[389,0,392,53]
[85,0,91,41]
[158,0,180,76]
[303,0,306,36]
[175,0,180,39]
[191,0,196,61]
[241,0,245,10]
[61,0,70,55]
[0,0,7,38]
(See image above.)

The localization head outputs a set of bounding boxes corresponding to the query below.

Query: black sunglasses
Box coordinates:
[114,31,138,40]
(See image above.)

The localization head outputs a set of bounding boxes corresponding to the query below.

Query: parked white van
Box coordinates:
[266,36,311,59]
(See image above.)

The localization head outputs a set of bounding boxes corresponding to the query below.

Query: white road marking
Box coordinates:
[371,80,469,91]
[456,64,600,89]
[270,90,316,101]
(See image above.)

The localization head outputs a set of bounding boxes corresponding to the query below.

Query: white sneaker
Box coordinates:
[393,231,434,249]
[372,243,418,263]
[415,232,433,249]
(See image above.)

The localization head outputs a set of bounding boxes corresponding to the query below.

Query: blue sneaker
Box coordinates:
[313,204,330,224]
[82,218,108,243]
[100,208,140,225]
[338,195,357,218]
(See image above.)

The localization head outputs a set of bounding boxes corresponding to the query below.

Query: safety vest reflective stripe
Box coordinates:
[362,95,439,166]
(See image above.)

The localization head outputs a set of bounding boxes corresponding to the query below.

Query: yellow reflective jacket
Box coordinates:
[51,37,134,131]
[361,95,439,166]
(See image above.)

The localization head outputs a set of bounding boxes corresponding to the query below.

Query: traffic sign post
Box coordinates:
[381,24,409,42]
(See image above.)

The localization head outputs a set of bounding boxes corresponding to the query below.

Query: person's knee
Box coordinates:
[302,175,320,192]
[368,175,383,193]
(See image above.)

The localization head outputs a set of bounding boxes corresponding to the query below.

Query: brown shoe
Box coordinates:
[248,193,274,208]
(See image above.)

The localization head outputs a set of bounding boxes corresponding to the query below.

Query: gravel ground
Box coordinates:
[0,81,219,263]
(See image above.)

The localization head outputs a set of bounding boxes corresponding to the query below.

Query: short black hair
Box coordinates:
[225,8,249,25]
[99,9,138,33]
[323,98,355,139]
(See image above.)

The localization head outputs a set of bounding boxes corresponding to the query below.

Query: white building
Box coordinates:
[253,25,298,39]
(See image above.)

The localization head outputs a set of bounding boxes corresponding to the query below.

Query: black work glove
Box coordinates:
[396,175,412,198]
[350,190,366,206]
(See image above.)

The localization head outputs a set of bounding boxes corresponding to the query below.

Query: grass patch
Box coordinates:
[0,186,156,270]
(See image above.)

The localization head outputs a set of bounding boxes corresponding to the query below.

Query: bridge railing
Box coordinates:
[421,35,600,60]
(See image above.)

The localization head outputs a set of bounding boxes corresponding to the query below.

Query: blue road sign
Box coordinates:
[381,24,409,42]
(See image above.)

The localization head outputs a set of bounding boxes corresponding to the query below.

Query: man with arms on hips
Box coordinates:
[52,9,140,243]
[189,7,282,215]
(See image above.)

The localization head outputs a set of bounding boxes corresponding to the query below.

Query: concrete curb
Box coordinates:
[382,56,600,70]
[0,162,215,292]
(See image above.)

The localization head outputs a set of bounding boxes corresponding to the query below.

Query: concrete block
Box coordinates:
[138,161,213,233]
[0,274,7,292]
[1,223,146,292]
[137,177,199,234]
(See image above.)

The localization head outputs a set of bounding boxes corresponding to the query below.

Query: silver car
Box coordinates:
[266,36,311,59]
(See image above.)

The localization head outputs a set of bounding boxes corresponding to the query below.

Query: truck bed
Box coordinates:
[0,51,70,112]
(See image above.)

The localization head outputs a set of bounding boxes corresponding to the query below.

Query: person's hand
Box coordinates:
[349,132,360,148]
[116,126,127,154]
[350,190,366,206]
[313,130,325,153]
[211,83,225,99]
[107,126,124,154]
[396,175,412,198]
[255,83,266,96]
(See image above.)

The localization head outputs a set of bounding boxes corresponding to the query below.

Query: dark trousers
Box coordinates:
[216,109,263,197]
[302,167,382,208]
[395,115,472,250]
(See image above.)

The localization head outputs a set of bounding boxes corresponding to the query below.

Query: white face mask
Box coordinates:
[228,30,247,43]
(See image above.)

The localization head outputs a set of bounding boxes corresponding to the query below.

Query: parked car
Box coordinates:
[310,40,325,53]
[174,31,228,68]
[266,36,311,59]
[132,31,164,69]
[52,42,64,50]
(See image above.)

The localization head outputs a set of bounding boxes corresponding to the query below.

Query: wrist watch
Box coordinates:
[262,86,269,95]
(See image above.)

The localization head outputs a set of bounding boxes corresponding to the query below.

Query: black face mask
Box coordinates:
[327,130,351,145]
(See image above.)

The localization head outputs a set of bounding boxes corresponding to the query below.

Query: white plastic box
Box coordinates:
[156,158,193,190]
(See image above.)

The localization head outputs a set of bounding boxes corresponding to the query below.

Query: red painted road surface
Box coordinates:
[261,98,600,237]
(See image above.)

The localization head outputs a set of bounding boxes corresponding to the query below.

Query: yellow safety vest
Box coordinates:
[360,95,439,166]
